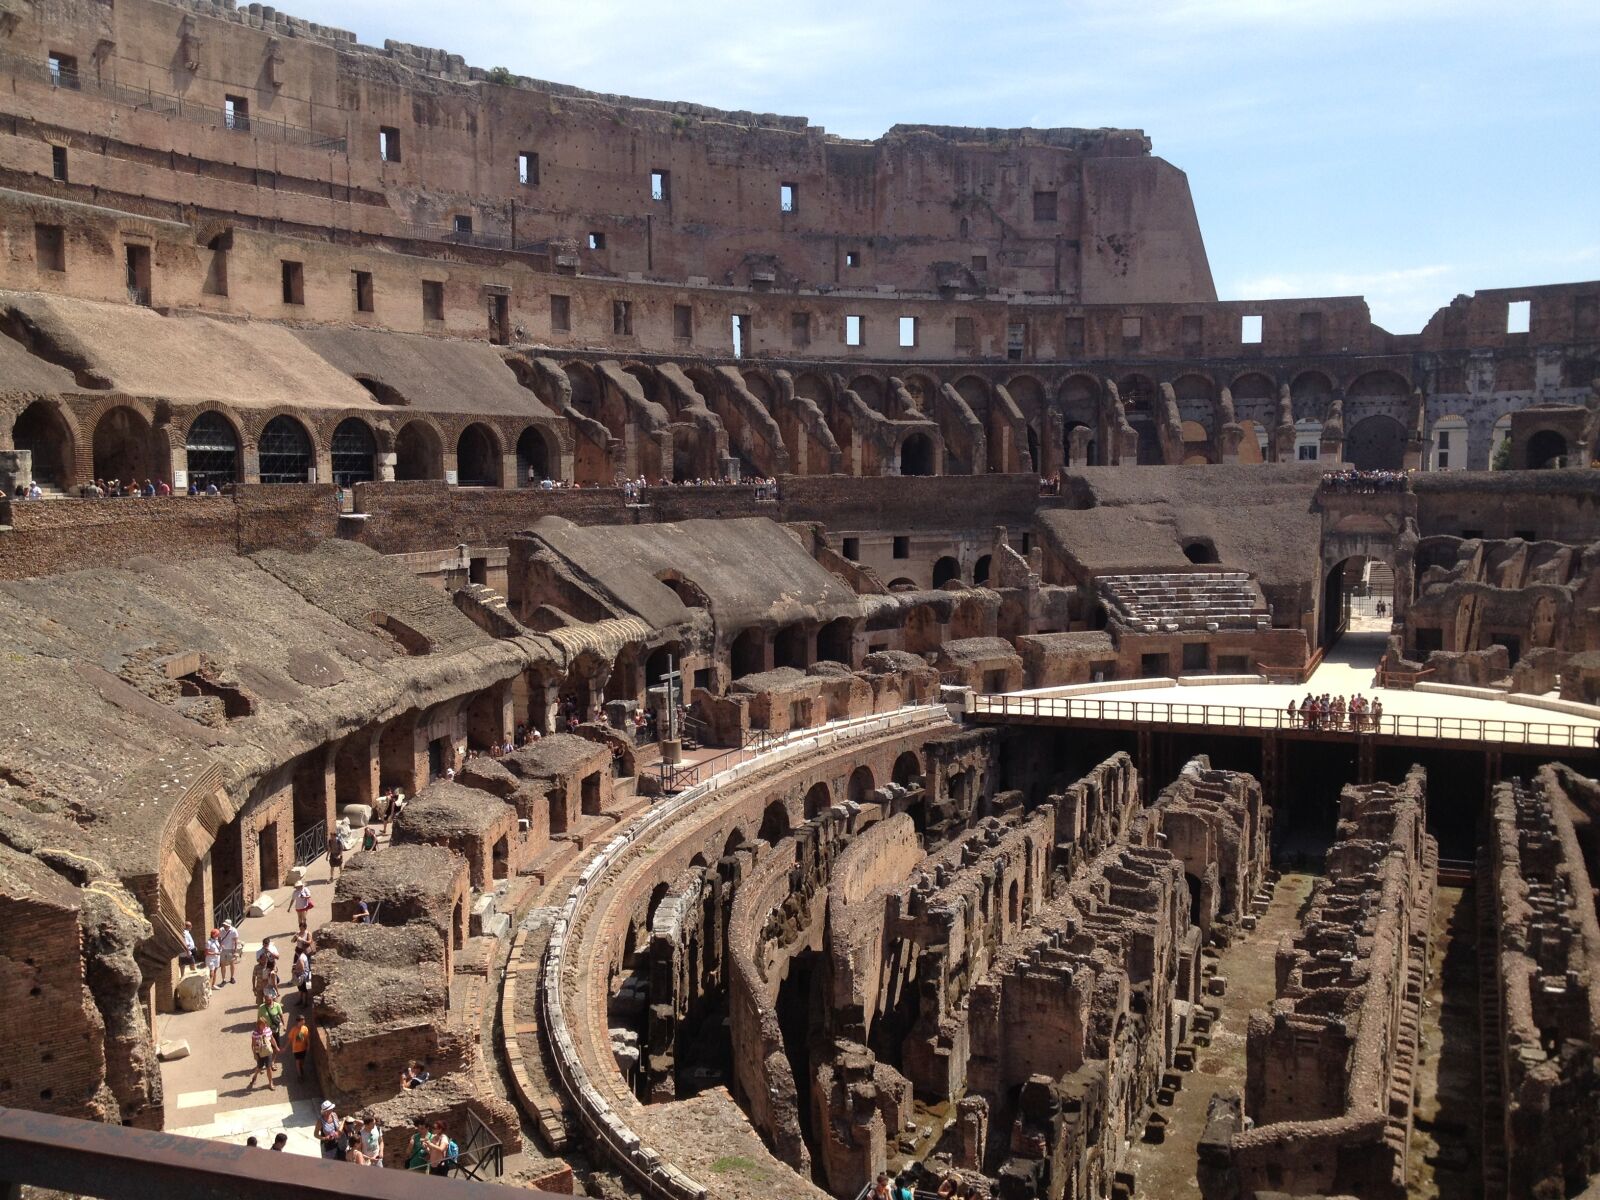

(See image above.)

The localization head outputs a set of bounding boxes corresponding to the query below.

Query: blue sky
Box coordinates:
[305,0,1598,333]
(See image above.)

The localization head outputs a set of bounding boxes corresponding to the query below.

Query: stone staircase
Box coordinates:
[1097,571,1271,633]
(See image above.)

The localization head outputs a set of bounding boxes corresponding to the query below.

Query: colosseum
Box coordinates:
[0,2,1597,1199]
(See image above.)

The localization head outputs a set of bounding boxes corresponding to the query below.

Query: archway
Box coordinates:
[13,400,74,488]
[1345,415,1406,471]
[1322,555,1392,649]
[257,415,312,485]
[847,766,876,806]
[802,782,832,820]
[330,417,377,487]
[394,420,443,481]
[817,618,854,666]
[730,628,765,679]
[184,411,240,492]
[892,751,922,789]
[516,425,554,486]
[1526,430,1568,470]
[973,555,993,586]
[932,556,962,588]
[456,423,500,487]
[1182,541,1219,565]
[900,432,934,477]
[758,800,791,844]
[773,624,809,670]
[92,405,158,485]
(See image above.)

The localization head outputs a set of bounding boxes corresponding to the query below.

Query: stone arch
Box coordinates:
[516,424,557,485]
[817,617,854,666]
[1171,373,1218,432]
[932,556,962,588]
[354,376,409,407]
[1180,419,1214,464]
[456,422,502,487]
[847,766,876,806]
[91,404,161,485]
[802,781,832,820]
[1345,414,1406,471]
[758,799,791,844]
[973,554,993,586]
[257,414,314,485]
[1346,369,1410,399]
[901,372,939,413]
[1118,374,1157,413]
[394,419,444,481]
[1526,429,1569,470]
[13,398,78,489]
[773,623,810,670]
[730,628,765,679]
[184,409,241,491]
[887,578,918,591]
[1290,370,1334,422]
[892,751,922,788]
[900,431,935,476]
[849,374,887,413]
[330,416,378,487]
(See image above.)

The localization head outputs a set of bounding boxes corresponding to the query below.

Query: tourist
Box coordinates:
[258,990,285,1044]
[893,1173,916,1200]
[253,937,280,1002]
[271,1133,288,1152]
[315,1101,343,1159]
[402,1061,431,1089]
[359,1115,384,1167]
[405,1120,430,1171]
[291,880,314,934]
[937,1174,958,1199]
[425,1120,453,1176]
[327,829,345,881]
[26,480,42,500]
[247,1016,278,1091]
[1285,699,1297,727]
[288,1013,311,1078]
[341,1118,367,1165]
[156,479,171,496]
[205,927,222,987]
[1372,698,1384,726]
[218,919,240,985]
[292,940,313,1009]
[390,790,408,827]
[205,482,220,497]
[873,1173,892,1200]
[178,920,198,971]
[361,824,378,852]
[353,901,373,925]
[246,1136,258,1147]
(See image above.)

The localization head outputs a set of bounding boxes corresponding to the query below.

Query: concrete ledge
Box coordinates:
[1178,674,1267,687]
[1007,677,1177,699]
[1507,692,1600,720]
[1415,681,1508,702]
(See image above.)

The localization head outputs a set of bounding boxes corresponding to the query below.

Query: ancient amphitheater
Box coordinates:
[1,3,1598,1200]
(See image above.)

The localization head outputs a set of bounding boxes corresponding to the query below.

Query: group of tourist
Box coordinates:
[313,1102,393,1167]
[1286,692,1384,731]
[1320,468,1409,493]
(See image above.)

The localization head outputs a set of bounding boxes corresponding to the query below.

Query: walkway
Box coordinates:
[1125,872,1316,1196]
[155,845,346,1154]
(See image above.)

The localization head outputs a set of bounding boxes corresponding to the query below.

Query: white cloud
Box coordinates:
[1230,265,1455,333]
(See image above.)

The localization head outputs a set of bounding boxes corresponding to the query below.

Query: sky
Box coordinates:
[299,0,1598,333]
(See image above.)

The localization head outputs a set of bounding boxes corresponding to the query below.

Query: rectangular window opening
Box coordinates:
[731,313,748,359]
[422,279,444,322]
[651,170,669,202]
[898,316,917,348]
[1241,313,1263,344]
[588,231,606,251]
[612,299,633,336]
[224,94,250,131]
[845,314,864,347]
[518,152,539,186]
[1033,190,1058,222]
[35,224,65,273]
[971,254,988,273]
[673,303,693,340]
[353,270,374,314]
[488,292,510,345]
[842,537,860,561]
[47,52,79,89]
[550,294,571,333]
[51,145,68,182]
[780,183,796,213]
[1007,321,1027,362]
[379,126,400,163]
[790,311,811,348]
[124,244,151,306]
[845,250,860,268]
[892,536,910,560]
[1507,299,1531,334]
[280,260,304,305]
[453,214,473,235]
[1121,315,1143,352]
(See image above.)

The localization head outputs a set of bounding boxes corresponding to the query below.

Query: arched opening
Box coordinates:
[802,782,831,819]
[516,425,554,486]
[892,751,922,789]
[932,556,962,588]
[900,433,934,477]
[730,628,765,679]
[758,800,791,844]
[817,618,854,666]
[92,405,158,485]
[645,643,681,690]
[1345,414,1406,471]
[773,624,809,670]
[722,827,747,858]
[1526,430,1568,470]
[848,766,875,806]
[1182,541,1219,565]
[394,420,443,481]
[658,572,710,609]
[1180,419,1213,465]
[257,415,312,485]
[1236,419,1267,464]
[887,578,918,591]
[973,555,993,586]
[330,417,377,487]
[850,375,886,413]
[184,411,239,492]
[491,835,509,881]
[13,400,74,489]
[456,423,500,487]
[1322,555,1392,649]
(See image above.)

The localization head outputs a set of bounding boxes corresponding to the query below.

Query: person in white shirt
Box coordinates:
[291,881,314,934]
[218,920,240,985]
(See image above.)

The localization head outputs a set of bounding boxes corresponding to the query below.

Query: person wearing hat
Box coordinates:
[218,920,240,986]
[205,927,222,988]
[315,1101,342,1159]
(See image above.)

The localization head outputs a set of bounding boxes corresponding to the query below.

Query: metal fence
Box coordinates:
[212,882,245,932]
[655,728,776,792]
[971,692,1600,750]
[7,53,347,151]
[448,1110,504,1182]
[293,821,327,869]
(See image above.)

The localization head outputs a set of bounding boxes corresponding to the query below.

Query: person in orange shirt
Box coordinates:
[288,1013,312,1080]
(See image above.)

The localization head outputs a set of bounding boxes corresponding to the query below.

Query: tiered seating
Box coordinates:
[1096,571,1270,632]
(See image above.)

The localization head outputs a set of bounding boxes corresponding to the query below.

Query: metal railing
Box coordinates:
[655,727,775,792]
[448,1111,504,1182]
[971,693,1600,749]
[5,52,348,151]
[212,882,245,931]
[293,821,327,869]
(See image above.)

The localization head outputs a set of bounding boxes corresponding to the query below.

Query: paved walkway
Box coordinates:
[155,839,354,1154]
